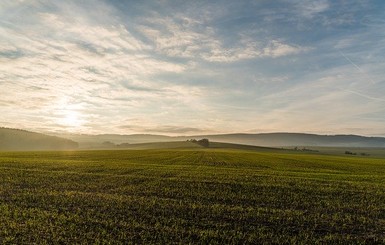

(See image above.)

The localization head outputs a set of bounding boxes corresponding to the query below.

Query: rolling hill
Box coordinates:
[3,127,385,150]
[56,132,385,148]
[193,133,385,147]
[0,128,78,151]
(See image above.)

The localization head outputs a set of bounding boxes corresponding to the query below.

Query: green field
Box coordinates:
[1,146,385,243]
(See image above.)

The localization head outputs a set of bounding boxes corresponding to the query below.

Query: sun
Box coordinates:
[61,110,83,127]
[55,97,86,129]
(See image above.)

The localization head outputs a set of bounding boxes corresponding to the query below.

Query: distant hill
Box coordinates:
[196,133,385,147]
[56,132,385,148]
[0,128,78,151]
[116,141,203,150]
[53,133,174,149]
[100,140,291,152]
[3,126,384,150]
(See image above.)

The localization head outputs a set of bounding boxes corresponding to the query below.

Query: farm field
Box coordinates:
[299,146,385,158]
[1,147,385,243]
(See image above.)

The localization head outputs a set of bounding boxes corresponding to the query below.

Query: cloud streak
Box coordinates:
[0,0,384,136]
[138,14,309,62]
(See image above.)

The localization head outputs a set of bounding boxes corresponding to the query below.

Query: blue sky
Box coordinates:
[1,0,385,135]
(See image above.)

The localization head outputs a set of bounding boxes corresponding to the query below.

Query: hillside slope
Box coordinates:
[0,128,78,151]
[194,133,385,147]
[57,132,385,148]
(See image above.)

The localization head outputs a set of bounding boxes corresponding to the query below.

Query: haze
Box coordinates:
[1,1,384,136]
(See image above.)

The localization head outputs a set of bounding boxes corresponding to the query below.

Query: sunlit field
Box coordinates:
[1,148,385,243]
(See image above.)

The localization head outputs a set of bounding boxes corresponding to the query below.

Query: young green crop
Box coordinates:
[0,149,384,243]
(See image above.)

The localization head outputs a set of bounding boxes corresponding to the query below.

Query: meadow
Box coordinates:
[1,146,385,244]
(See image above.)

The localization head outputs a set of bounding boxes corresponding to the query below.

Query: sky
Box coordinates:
[1,0,385,136]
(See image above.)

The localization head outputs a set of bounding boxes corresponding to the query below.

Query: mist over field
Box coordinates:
[2,127,385,151]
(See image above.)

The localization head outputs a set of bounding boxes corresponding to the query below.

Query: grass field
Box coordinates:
[1,146,385,243]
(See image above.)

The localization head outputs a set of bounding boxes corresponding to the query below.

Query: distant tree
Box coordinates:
[345,151,356,155]
[197,138,209,148]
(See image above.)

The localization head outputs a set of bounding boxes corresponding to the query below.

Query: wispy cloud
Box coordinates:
[295,0,329,19]
[0,0,384,135]
[120,124,205,135]
[137,11,310,63]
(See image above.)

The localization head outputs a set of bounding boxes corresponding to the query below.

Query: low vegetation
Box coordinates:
[0,147,385,243]
[187,138,210,147]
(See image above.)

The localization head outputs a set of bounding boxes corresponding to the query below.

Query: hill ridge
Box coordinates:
[53,131,385,148]
[0,127,79,151]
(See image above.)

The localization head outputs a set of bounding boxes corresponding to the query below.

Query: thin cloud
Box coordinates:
[148,126,205,134]
[0,0,384,135]
[297,0,329,19]
[139,13,309,62]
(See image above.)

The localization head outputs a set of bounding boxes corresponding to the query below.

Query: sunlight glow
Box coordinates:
[61,110,83,127]
[55,96,86,129]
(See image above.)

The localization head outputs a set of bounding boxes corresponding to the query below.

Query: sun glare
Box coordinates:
[61,110,83,127]
[55,97,86,129]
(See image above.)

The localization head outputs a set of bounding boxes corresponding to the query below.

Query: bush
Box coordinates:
[197,138,209,148]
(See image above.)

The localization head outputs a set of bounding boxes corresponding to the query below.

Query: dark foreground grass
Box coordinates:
[0,149,385,244]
